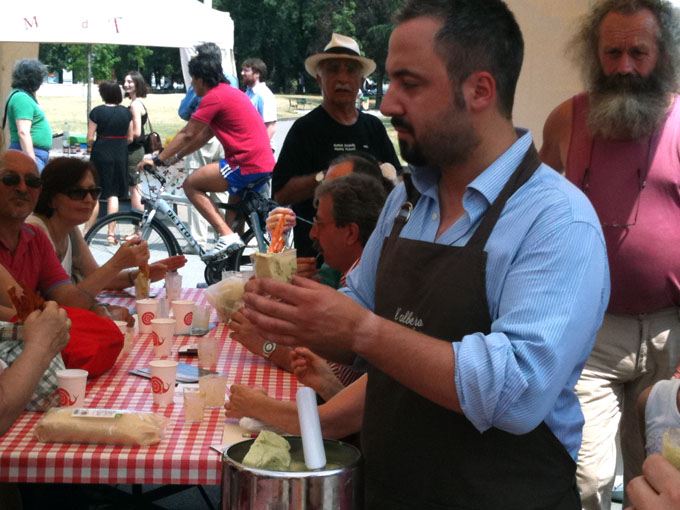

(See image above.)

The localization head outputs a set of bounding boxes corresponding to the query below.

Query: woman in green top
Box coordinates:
[4,59,51,172]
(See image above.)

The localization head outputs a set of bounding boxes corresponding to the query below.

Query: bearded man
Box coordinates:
[540,1,680,508]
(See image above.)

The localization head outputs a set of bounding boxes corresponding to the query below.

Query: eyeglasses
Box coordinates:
[313,215,335,228]
[581,135,653,228]
[1,173,42,189]
[62,187,102,200]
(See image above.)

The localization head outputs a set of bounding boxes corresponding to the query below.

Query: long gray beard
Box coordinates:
[587,91,669,140]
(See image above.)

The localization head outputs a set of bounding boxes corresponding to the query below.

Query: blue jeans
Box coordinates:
[8,142,49,172]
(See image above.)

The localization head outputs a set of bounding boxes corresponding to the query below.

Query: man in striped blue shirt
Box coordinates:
[242,0,610,507]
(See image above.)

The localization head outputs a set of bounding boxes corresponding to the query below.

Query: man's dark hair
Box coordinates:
[189,43,228,88]
[315,173,387,246]
[124,71,148,98]
[394,0,524,118]
[98,80,123,104]
[328,151,395,195]
[242,58,267,81]
[573,0,680,90]
[35,158,100,218]
[11,59,48,94]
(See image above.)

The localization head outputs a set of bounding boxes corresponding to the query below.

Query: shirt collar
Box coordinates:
[409,128,533,221]
[0,224,35,251]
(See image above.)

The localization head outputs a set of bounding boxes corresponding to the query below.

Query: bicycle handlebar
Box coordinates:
[142,164,167,186]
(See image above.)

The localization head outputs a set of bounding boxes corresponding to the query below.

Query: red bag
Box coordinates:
[59,307,124,378]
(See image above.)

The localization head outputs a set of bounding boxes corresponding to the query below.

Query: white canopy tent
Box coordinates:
[0,0,235,144]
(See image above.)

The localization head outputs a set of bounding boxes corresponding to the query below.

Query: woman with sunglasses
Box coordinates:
[85,80,133,244]
[27,158,186,297]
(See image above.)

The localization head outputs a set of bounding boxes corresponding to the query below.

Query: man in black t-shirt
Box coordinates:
[272,33,401,257]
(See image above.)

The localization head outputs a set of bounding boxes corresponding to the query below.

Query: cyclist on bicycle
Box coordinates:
[140,43,274,261]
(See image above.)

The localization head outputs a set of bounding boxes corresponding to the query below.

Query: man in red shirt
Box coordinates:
[143,43,275,261]
[0,150,119,317]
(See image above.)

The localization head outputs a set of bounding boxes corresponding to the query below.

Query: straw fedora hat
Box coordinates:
[305,33,376,78]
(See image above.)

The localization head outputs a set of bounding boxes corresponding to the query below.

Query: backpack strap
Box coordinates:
[2,90,20,130]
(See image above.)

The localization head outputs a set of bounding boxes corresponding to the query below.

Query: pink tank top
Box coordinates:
[566,92,680,313]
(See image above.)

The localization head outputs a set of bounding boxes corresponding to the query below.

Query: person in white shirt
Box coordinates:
[241,58,277,140]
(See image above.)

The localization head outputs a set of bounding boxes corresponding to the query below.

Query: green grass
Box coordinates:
[38,93,403,164]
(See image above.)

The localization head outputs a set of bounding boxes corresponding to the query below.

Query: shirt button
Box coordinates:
[432,213,438,220]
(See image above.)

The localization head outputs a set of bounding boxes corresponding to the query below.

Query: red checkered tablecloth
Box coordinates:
[0,289,301,485]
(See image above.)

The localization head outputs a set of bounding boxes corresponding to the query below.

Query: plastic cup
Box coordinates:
[171,300,194,335]
[136,298,158,334]
[663,428,680,469]
[197,336,219,369]
[56,369,88,407]
[165,272,182,302]
[149,360,178,406]
[157,298,170,319]
[150,318,176,358]
[183,388,206,422]
[199,374,228,407]
[191,304,212,335]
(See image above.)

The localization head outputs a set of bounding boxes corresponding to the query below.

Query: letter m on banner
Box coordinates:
[24,16,39,29]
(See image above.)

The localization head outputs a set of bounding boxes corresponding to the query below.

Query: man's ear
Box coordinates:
[462,71,496,113]
[345,222,361,246]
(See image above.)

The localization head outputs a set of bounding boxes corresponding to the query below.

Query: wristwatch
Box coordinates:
[152,154,167,167]
[315,171,325,183]
[262,341,277,358]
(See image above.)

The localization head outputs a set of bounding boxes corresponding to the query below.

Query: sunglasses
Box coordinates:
[62,187,102,200]
[1,173,42,189]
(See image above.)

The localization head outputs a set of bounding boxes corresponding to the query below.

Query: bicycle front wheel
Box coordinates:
[85,212,180,269]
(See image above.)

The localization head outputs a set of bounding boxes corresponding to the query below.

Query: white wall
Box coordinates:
[508,0,592,147]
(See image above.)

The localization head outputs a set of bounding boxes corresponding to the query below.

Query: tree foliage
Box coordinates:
[39,0,404,99]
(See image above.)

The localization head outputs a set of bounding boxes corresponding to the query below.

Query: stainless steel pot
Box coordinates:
[221,436,362,510]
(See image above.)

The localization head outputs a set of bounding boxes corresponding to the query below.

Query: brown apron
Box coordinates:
[362,145,581,510]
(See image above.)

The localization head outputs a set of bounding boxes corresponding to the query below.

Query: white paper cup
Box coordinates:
[149,360,178,406]
[171,300,194,335]
[150,318,176,358]
[165,272,182,302]
[56,369,88,407]
[136,298,159,334]
[113,320,128,335]
[197,336,219,369]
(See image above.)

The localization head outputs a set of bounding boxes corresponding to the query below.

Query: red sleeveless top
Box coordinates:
[565,92,680,313]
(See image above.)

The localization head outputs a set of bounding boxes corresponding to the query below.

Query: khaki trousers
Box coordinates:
[575,307,680,510]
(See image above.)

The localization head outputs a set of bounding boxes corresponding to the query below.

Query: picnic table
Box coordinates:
[0,287,301,487]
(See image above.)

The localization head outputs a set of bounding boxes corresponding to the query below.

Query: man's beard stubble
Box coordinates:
[391,91,480,169]
[587,66,673,140]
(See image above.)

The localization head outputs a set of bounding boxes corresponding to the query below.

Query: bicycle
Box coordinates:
[84,165,276,285]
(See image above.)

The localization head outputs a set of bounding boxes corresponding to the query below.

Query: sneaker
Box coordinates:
[201,238,244,261]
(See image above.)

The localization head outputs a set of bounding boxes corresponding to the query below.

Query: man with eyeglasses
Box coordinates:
[272,33,401,260]
[539,1,680,507]
[0,150,123,318]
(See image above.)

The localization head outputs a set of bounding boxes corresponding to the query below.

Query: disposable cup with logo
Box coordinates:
[149,360,178,406]
[113,320,128,335]
[197,336,219,369]
[136,298,158,334]
[191,304,212,335]
[183,388,206,422]
[199,374,228,407]
[56,369,88,407]
[171,300,194,335]
[150,318,176,358]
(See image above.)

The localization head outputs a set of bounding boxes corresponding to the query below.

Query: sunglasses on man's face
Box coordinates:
[0,173,42,189]
[62,187,102,201]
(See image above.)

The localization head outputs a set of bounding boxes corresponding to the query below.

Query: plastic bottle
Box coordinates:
[62,122,70,155]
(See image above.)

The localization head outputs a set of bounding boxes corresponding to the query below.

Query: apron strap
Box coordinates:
[468,143,541,249]
[387,172,421,241]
